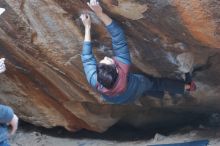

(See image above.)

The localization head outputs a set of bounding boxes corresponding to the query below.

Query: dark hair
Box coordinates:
[97,63,118,89]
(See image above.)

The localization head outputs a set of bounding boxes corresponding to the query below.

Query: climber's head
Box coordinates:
[97,56,118,89]
[0,8,5,16]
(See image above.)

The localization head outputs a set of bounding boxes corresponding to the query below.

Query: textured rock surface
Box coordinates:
[0,0,220,132]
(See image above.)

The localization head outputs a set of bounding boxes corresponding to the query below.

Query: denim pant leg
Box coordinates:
[0,140,10,146]
[148,77,185,94]
[134,74,154,97]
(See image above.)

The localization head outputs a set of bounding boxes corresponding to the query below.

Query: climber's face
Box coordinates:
[100,56,114,65]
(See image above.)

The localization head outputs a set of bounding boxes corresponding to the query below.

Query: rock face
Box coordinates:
[0,0,219,132]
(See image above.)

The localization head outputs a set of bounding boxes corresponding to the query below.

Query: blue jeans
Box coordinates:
[146,76,185,95]
[0,140,9,146]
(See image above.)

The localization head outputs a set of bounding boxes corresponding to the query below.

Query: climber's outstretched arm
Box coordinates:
[80,14,97,88]
[87,0,131,64]
[87,0,112,26]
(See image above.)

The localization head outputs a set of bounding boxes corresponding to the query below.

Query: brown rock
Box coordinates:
[0,0,220,132]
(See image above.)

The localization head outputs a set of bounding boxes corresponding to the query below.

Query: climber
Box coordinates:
[80,0,196,104]
[0,9,19,146]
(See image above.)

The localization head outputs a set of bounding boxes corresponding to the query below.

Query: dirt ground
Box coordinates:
[9,126,220,146]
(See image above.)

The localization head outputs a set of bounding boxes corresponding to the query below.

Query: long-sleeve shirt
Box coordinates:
[81,21,144,104]
[0,104,14,142]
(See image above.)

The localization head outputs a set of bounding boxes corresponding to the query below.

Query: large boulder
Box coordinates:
[0,0,219,132]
